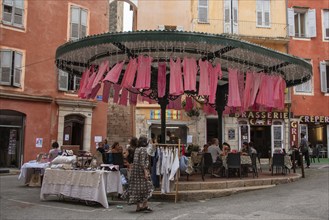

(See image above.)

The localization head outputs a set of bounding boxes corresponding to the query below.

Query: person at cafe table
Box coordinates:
[240,142,251,156]
[208,138,222,177]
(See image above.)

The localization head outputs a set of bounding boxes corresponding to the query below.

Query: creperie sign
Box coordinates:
[299,115,329,124]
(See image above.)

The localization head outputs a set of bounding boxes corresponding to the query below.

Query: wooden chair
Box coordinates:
[226,153,241,178]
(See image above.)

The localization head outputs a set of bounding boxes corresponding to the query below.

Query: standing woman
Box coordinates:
[128,136,154,212]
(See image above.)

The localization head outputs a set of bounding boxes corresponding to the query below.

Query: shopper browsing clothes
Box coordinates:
[127,136,154,212]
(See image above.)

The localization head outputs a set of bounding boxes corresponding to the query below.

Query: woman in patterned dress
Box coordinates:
[128,136,154,212]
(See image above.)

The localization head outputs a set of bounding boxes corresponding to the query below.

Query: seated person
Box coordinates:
[221,142,231,156]
[202,144,209,153]
[207,138,222,177]
[240,142,251,156]
[96,141,106,164]
[48,141,60,162]
[249,141,257,155]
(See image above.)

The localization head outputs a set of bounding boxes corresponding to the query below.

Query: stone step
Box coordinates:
[152,185,276,201]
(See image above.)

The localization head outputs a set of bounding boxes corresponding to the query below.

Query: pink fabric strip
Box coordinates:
[84,70,97,98]
[243,71,253,110]
[102,81,112,103]
[227,68,241,107]
[184,97,193,111]
[157,62,167,98]
[135,55,153,89]
[121,58,137,88]
[92,61,108,89]
[119,88,129,106]
[169,58,184,96]
[113,84,122,104]
[208,63,222,104]
[198,59,210,96]
[173,96,182,110]
[89,84,101,99]
[78,68,90,98]
[183,57,197,91]
[103,61,124,83]
[203,105,217,115]
[237,71,245,110]
[129,92,138,105]
[249,72,262,107]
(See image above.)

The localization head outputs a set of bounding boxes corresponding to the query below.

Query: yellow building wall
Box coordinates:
[137,1,193,31]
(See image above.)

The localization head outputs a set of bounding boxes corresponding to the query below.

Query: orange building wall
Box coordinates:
[288,0,329,116]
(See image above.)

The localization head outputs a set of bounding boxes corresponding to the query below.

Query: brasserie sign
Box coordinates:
[232,111,290,126]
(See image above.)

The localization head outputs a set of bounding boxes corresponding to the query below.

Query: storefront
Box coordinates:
[297,115,329,158]
[223,111,290,158]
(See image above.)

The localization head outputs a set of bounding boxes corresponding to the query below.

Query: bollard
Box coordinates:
[292,150,296,173]
[300,153,305,178]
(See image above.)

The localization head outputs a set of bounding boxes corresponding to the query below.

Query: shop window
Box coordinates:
[239,120,249,150]
[256,0,270,27]
[0,49,22,87]
[58,70,81,92]
[288,8,316,38]
[70,6,88,41]
[299,124,308,140]
[272,123,283,151]
[1,0,24,28]
[323,10,329,40]
[198,0,208,23]
[320,61,329,93]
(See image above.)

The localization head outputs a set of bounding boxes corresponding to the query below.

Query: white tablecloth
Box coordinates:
[40,169,122,208]
[18,161,50,184]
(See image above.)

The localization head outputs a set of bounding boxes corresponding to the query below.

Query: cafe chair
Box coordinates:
[250,153,258,178]
[271,154,285,175]
[201,153,215,181]
[111,153,125,168]
[226,153,241,178]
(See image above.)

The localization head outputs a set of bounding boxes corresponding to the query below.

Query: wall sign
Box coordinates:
[299,115,329,124]
[228,128,235,140]
[290,120,299,147]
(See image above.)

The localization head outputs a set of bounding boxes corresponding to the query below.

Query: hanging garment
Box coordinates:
[102,81,112,103]
[273,76,286,110]
[265,75,276,108]
[203,104,217,115]
[89,83,101,99]
[84,70,97,98]
[119,88,128,106]
[198,59,210,96]
[256,74,269,107]
[169,148,179,181]
[80,67,93,98]
[208,63,223,104]
[121,58,137,88]
[184,96,193,111]
[249,72,262,107]
[169,58,184,96]
[161,149,170,194]
[78,68,91,98]
[151,150,160,188]
[183,57,197,91]
[113,84,122,104]
[156,148,162,176]
[103,61,124,83]
[243,71,254,110]
[135,55,153,89]
[92,61,108,89]
[157,62,167,98]
[173,96,182,110]
[227,68,241,107]
[237,71,245,110]
[129,88,138,106]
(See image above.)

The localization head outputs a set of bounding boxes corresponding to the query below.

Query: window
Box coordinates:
[70,6,88,41]
[288,8,316,38]
[294,78,312,93]
[2,0,24,28]
[58,70,81,92]
[256,0,270,27]
[0,50,22,87]
[198,0,208,23]
[323,10,329,40]
[224,0,238,34]
[320,61,329,93]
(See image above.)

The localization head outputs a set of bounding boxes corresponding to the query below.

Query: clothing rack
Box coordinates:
[154,139,181,203]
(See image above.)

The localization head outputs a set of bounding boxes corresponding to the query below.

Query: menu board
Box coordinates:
[8,129,17,155]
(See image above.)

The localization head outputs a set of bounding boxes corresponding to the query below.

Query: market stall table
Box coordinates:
[40,169,123,208]
[18,161,50,185]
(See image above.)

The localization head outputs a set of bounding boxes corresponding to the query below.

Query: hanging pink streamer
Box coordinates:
[103,61,124,83]
[157,62,167,98]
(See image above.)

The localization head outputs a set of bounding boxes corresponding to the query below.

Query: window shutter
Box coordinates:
[158,25,165,31]
[264,0,270,26]
[320,61,328,93]
[13,52,22,87]
[13,0,24,26]
[224,0,231,33]
[307,9,316,38]
[73,75,81,91]
[232,0,238,34]
[70,7,80,40]
[81,9,87,38]
[323,11,329,39]
[198,0,208,23]
[287,8,295,37]
[0,50,12,86]
[256,0,263,26]
[58,70,69,91]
